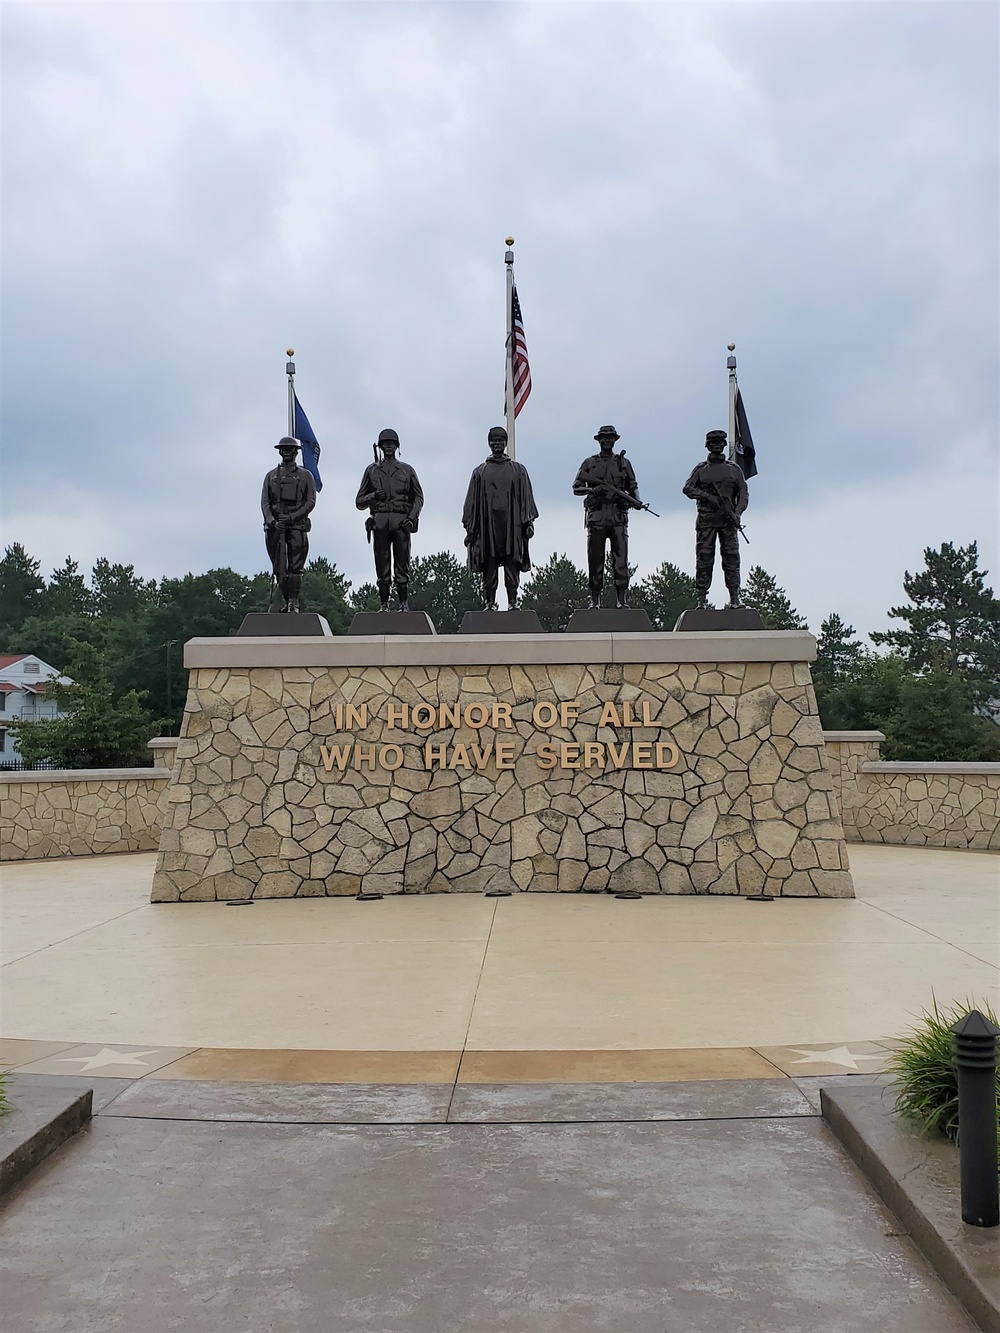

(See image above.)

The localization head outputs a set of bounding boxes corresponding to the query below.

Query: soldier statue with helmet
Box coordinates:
[261,436,317,614]
[682,429,749,608]
[355,428,424,612]
[572,425,644,609]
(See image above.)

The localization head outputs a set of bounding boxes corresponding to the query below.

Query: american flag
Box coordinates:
[505,284,532,418]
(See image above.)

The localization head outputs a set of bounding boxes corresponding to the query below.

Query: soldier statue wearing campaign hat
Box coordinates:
[572,425,644,608]
[683,429,749,608]
[261,437,317,614]
[355,429,424,612]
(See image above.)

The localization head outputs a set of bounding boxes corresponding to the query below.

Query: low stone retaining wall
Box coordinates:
[823,732,1000,850]
[0,745,175,861]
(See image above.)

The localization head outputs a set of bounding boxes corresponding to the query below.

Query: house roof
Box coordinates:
[0,655,27,669]
[0,678,48,694]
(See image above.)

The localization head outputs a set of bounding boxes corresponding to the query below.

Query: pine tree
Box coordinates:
[742,566,807,630]
[46,557,96,617]
[0,544,46,638]
[633,562,699,631]
[870,541,1000,704]
[813,613,866,706]
[521,554,589,630]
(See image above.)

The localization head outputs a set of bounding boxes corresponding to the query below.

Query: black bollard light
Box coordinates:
[951,1009,1000,1228]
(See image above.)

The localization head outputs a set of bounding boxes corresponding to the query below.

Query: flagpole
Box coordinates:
[504,236,516,460]
[726,343,737,463]
[285,348,295,437]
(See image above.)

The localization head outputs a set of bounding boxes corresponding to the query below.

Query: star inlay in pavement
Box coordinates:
[56,1047,162,1072]
[788,1046,884,1070]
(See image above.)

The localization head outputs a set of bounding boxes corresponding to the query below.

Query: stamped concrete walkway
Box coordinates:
[1,843,996,1084]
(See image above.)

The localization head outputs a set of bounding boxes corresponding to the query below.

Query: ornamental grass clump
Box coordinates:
[890,997,1000,1160]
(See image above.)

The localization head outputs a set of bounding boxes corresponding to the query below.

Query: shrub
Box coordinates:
[890,997,1000,1160]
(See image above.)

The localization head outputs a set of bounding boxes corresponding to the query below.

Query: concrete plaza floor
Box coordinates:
[1,844,995,1330]
[0,844,996,1084]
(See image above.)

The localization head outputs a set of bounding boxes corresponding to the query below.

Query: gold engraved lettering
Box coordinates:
[656,742,680,769]
[380,745,404,771]
[536,742,557,769]
[353,743,376,770]
[464,702,489,729]
[438,701,460,728]
[633,742,653,769]
[412,703,436,730]
[449,743,472,770]
[492,701,514,729]
[320,744,352,772]
[345,703,368,729]
[495,741,516,769]
[598,701,621,728]
[424,742,448,769]
[385,701,408,729]
[533,701,558,729]
[606,741,629,768]
[469,742,494,769]
[560,742,582,769]
[583,742,605,769]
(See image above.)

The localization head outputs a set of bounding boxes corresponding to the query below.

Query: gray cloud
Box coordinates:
[2,1,996,634]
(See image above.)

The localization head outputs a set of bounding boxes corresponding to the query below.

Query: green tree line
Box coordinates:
[2,539,998,766]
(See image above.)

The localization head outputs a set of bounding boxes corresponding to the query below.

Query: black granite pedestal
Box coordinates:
[459,609,544,635]
[348,611,436,636]
[236,613,333,637]
[674,608,766,632]
[565,607,654,634]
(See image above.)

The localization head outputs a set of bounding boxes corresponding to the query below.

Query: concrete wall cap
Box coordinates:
[147,738,180,750]
[183,630,817,670]
[861,761,1000,775]
[823,731,886,742]
[0,768,171,783]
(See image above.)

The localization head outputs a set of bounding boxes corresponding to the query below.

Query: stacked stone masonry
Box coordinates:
[824,733,1000,850]
[0,770,170,861]
[151,654,855,901]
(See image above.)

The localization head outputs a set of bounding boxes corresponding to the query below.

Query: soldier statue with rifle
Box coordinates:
[572,425,656,609]
[262,437,317,614]
[355,428,424,612]
[682,429,749,609]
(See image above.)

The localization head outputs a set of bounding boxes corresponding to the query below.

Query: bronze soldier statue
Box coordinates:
[683,429,748,608]
[572,425,643,608]
[462,426,538,610]
[262,437,317,613]
[355,428,424,612]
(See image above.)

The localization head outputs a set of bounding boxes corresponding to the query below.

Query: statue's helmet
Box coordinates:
[705,430,728,452]
[377,428,400,448]
[594,425,620,442]
[275,436,300,451]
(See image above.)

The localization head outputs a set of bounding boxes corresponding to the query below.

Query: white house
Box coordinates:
[0,655,71,766]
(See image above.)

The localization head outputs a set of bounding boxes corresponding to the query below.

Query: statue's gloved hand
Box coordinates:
[400,518,415,533]
[463,532,472,547]
[524,523,535,540]
[589,484,608,499]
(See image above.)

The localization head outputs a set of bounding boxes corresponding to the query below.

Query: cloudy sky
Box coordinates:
[3,0,997,634]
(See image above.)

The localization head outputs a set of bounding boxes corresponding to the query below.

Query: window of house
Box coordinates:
[0,693,6,712]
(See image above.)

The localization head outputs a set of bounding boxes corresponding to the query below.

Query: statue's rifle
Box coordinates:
[584,482,661,517]
[706,481,749,543]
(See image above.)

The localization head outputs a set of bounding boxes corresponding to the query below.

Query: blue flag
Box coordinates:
[293,392,323,491]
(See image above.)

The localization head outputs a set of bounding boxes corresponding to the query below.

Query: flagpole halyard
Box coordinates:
[504,237,516,460]
[726,344,737,464]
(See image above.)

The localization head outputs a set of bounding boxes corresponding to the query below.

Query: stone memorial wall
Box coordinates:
[150,631,854,901]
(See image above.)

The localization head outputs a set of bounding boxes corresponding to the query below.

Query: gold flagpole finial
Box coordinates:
[505,236,515,246]
[286,348,295,357]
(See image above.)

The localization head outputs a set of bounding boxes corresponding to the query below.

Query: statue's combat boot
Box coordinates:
[615,585,629,609]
